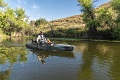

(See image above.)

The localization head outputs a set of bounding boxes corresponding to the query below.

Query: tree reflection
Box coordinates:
[76,42,115,80]
[0,38,28,47]
[77,42,97,80]
[31,50,75,64]
[0,69,11,80]
[49,41,120,79]
[0,46,27,64]
[0,46,27,80]
[109,44,120,80]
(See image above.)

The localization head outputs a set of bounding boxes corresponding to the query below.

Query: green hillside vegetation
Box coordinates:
[44,1,120,40]
[0,0,120,40]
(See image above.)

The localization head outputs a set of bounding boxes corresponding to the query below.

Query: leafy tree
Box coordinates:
[30,20,35,27]
[35,18,48,27]
[97,7,114,29]
[111,0,120,39]
[77,0,99,38]
[0,6,30,36]
[111,0,120,25]
[15,8,28,33]
[15,8,26,20]
[111,0,120,12]
[0,10,3,27]
[1,7,16,36]
[0,0,30,37]
[0,0,7,7]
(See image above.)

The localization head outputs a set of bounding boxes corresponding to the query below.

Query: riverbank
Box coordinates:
[49,38,120,43]
[1,36,120,43]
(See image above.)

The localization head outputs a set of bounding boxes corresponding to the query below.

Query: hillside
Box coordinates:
[45,2,111,32]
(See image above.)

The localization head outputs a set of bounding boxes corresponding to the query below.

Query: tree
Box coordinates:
[0,0,7,7]
[1,7,16,36]
[111,0,120,12]
[15,8,28,32]
[15,8,26,20]
[97,7,114,29]
[0,0,30,37]
[111,0,120,26]
[77,0,99,38]
[35,18,48,27]
[111,0,120,39]
[0,7,29,37]
[30,20,35,27]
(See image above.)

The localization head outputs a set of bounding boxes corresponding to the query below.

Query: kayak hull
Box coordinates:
[26,42,74,51]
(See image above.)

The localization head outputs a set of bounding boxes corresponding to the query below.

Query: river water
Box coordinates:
[0,38,120,80]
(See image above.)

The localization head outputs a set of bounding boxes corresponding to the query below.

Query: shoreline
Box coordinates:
[49,38,120,43]
[1,36,120,43]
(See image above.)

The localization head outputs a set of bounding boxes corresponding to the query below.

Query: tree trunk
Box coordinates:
[88,25,97,39]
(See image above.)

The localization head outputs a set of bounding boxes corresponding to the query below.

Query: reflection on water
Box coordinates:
[0,68,11,80]
[0,46,27,80]
[0,38,120,80]
[0,38,29,47]
[31,50,74,64]
[73,41,120,80]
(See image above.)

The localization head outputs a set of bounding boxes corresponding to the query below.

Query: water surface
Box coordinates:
[0,38,120,80]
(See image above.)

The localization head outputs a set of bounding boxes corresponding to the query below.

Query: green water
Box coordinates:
[0,38,120,80]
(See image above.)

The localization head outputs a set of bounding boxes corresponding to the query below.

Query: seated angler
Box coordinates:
[37,31,47,45]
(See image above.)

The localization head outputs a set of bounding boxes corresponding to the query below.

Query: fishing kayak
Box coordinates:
[26,42,74,51]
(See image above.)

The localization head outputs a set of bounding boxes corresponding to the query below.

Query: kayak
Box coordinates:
[26,42,74,51]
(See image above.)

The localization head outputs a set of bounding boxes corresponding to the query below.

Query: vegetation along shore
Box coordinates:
[0,0,120,41]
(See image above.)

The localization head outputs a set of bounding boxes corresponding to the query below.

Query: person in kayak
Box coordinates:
[37,31,52,45]
[37,31,47,45]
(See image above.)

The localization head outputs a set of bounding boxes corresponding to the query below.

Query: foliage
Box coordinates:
[65,28,77,38]
[45,28,84,38]
[0,0,7,7]
[111,0,120,12]
[15,8,26,20]
[111,0,120,39]
[97,29,113,39]
[35,18,48,27]
[1,7,16,36]
[112,25,120,39]
[77,0,120,39]
[1,0,120,40]
[0,0,30,37]
[0,7,29,36]
[29,20,35,27]
[111,0,120,24]
[97,7,114,28]
[77,0,98,38]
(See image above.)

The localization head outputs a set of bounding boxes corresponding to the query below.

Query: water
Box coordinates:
[0,38,120,80]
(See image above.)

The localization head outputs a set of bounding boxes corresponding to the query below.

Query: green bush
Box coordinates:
[97,29,113,40]
[112,27,120,39]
